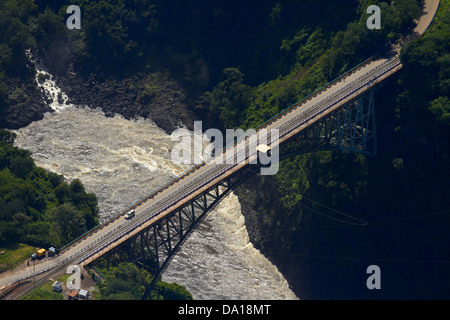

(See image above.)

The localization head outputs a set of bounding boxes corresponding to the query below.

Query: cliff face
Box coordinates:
[235,167,309,298]
[0,71,51,130]
[2,55,193,135]
[1,0,448,300]
[35,48,194,135]
[237,73,450,299]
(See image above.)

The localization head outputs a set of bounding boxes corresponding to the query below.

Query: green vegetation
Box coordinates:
[199,68,255,130]
[0,0,447,299]
[0,0,35,75]
[93,262,192,300]
[21,274,70,300]
[0,0,38,122]
[0,243,35,273]
[238,0,450,299]
[0,129,99,249]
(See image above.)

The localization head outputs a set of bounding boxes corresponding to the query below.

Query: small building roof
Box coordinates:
[79,289,89,298]
[69,290,79,298]
[52,281,62,292]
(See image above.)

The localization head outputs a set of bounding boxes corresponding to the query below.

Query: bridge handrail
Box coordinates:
[57,53,385,254]
[206,54,383,166]
[74,57,403,266]
[4,3,439,294]
[253,55,379,132]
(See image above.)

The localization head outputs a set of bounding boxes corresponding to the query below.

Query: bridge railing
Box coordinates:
[253,55,379,132]
[58,53,393,257]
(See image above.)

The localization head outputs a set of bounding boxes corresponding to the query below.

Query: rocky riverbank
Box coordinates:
[0,76,51,130]
[31,49,194,135]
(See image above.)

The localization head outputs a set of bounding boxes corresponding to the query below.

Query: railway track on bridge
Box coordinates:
[75,55,403,265]
[2,0,441,299]
[1,54,403,298]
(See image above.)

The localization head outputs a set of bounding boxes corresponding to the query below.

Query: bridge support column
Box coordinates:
[98,163,261,289]
[87,89,380,292]
[280,88,378,159]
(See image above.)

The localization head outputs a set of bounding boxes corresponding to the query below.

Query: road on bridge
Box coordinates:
[0,0,440,298]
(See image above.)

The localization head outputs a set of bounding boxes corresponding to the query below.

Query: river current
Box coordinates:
[13,63,298,300]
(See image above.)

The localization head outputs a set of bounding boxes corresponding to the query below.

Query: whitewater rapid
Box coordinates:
[13,62,298,300]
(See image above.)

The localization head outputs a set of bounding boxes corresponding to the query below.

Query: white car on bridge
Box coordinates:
[125,210,135,219]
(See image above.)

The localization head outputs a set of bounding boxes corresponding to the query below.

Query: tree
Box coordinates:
[72,0,158,73]
[9,154,34,179]
[430,96,450,127]
[154,281,193,300]
[0,129,16,146]
[69,178,99,228]
[23,221,52,246]
[97,262,193,300]
[70,178,85,195]
[99,262,147,300]
[46,203,87,247]
[202,68,254,129]
[0,1,35,76]
[28,7,67,50]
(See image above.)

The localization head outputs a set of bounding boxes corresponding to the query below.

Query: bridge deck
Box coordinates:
[0,55,403,290]
[0,0,440,291]
[79,54,402,266]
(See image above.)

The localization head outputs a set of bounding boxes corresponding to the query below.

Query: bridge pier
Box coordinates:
[88,88,380,290]
[280,88,378,159]
[91,163,262,288]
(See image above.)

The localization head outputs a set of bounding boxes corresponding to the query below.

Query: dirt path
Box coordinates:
[414,0,441,35]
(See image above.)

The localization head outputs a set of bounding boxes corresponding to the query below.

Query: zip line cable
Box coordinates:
[246,167,449,229]
[241,168,450,265]
[261,251,450,264]
[289,222,361,230]
[281,208,450,230]
[300,194,368,224]
[297,201,367,226]
[368,210,450,225]
[258,172,368,226]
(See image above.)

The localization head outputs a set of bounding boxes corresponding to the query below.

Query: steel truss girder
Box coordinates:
[107,163,260,289]
[97,89,378,290]
[279,89,377,159]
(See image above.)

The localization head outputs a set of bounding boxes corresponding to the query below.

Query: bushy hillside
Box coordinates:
[0,0,448,299]
[0,129,99,248]
[238,0,450,299]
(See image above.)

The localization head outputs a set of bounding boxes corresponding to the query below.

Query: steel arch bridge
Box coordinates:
[0,52,405,297]
[1,1,441,299]
[89,57,391,289]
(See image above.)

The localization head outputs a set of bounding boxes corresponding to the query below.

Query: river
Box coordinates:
[13,62,298,300]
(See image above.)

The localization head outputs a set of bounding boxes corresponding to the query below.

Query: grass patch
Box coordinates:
[20,274,71,300]
[0,243,35,273]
